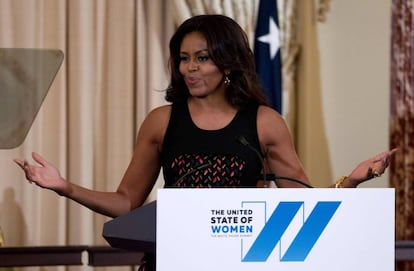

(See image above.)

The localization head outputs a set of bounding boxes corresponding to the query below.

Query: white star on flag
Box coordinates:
[257,17,280,59]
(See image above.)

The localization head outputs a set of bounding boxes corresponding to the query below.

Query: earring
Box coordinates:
[224,73,230,87]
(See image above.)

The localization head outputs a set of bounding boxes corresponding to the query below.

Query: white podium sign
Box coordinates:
[157,188,394,271]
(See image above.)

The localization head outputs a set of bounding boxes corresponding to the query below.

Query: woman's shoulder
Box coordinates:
[138,104,172,143]
[256,105,290,140]
[141,104,172,131]
[147,104,172,119]
[257,105,284,121]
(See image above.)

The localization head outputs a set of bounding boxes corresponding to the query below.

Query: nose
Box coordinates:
[188,59,199,71]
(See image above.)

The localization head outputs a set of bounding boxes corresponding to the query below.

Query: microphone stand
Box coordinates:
[236,135,313,188]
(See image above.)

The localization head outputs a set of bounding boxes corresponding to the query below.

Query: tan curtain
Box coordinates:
[279,0,300,132]
[171,0,259,43]
[294,0,332,187]
[281,0,330,132]
[0,0,69,249]
[0,1,172,270]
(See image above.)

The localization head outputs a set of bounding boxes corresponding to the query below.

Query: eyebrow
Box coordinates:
[179,49,209,55]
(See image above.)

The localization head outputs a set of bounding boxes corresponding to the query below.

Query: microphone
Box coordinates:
[235,135,313,188]
[236,135,269,188]
[171,162,212,187]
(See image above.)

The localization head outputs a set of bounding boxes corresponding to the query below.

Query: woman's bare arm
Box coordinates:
[15,105,171,217]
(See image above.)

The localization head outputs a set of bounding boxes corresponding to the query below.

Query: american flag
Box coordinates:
[254,0,282,114]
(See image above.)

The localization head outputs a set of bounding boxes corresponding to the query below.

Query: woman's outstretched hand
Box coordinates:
[345,148,397,188]
[14,152,69,195]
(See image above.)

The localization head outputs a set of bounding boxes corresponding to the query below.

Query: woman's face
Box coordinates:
[179,31,225,98]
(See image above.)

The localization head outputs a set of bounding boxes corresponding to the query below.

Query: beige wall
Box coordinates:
[317,0,391,187]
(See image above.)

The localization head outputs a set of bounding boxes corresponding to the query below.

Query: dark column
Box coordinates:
[390,1,414,270]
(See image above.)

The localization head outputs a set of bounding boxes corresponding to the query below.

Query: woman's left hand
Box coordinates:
[344,148,397,188]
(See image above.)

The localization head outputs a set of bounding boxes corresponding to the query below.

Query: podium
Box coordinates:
[103,200,156,253]
[103,188,395,271]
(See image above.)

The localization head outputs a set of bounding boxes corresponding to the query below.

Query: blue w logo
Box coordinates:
[242,201,341,262]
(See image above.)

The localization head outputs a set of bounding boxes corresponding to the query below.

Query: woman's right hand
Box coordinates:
[14,152,70,196]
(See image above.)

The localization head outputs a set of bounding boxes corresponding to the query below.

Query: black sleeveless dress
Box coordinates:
[161,100,263,188]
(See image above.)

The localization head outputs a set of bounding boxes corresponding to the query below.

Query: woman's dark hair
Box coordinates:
[166,14,268,107]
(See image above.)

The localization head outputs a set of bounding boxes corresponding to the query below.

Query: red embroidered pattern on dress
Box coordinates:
[171,153,245,188]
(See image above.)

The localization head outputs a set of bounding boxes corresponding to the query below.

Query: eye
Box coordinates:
[198,56,209,62]
[179,55,189,62]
